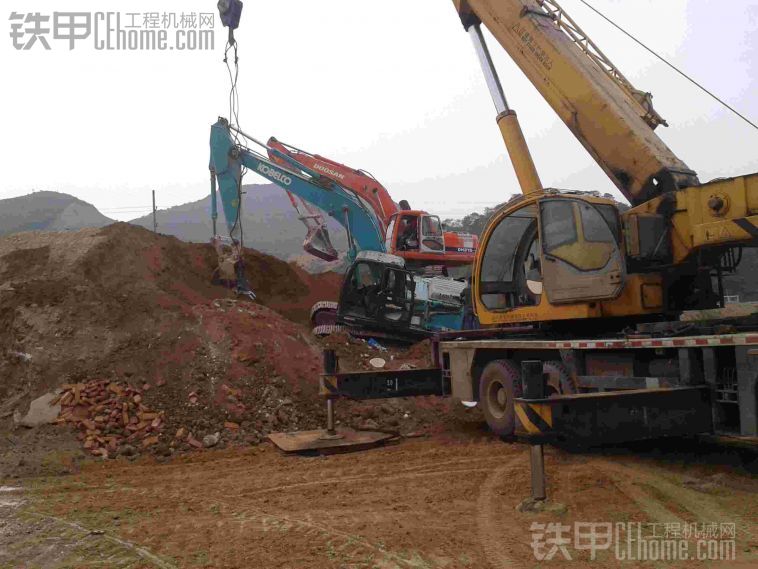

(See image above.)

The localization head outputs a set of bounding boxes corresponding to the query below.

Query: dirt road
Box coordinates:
[2,433,756,568]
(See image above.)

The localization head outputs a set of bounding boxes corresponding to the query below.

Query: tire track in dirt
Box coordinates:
[192,454,513,568]
[597,464,687,525]
[222,506,435,569]
[228,465,498,499]
[476,456,525,569]
[597,460,756,540]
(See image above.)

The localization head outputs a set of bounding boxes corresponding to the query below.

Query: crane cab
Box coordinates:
[474,193,631,326]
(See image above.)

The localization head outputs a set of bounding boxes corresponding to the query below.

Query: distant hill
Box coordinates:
[0,191,114,236]
[129,183,348,266]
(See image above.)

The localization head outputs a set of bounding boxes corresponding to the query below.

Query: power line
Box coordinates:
[578,0,758,131]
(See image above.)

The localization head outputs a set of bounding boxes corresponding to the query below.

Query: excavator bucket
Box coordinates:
[303,224,339,262]
[284,190,340,262]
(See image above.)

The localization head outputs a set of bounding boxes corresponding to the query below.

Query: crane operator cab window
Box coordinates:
[479,204,541,310]
[478,198,624,310]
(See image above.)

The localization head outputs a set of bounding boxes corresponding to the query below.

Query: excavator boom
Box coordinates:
[209,118,386,260]
[267,136,479,269]
[267,138,399,233]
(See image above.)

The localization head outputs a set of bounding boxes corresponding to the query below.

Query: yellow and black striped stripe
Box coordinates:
[515,402,553,434]
[319,375,338,396]
[734,217,758,240]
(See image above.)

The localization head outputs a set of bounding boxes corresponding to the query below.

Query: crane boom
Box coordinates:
[454,0,699,205]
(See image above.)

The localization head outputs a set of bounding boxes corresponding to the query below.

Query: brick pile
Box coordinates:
[54,380,165,458]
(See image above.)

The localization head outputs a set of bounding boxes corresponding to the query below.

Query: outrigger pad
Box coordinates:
[267,428,395,454]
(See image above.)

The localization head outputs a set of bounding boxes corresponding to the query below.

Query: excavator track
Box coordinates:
[310,301,339,327]
[312,324,419,345]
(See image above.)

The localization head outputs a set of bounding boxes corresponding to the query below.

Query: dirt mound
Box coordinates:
[1,224,458,469]
[0,224,464,468]
[0,224,340,458]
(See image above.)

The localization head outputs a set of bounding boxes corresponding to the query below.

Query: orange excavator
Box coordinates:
[266,137,478,273]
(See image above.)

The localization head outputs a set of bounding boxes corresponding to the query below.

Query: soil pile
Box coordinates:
[0,224,339,458]
[0,224,474,469]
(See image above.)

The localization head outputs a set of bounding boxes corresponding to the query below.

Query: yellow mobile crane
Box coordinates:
[453,0,756,329]
[301,0,757,450]
[431,0,758,439]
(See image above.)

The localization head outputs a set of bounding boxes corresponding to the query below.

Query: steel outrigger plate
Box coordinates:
[267,427,396,454]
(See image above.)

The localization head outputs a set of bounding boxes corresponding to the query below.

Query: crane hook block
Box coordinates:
[218,0,243,30]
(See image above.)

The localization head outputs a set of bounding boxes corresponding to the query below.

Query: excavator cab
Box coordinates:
[386,212,445,255]
[477,195,625,316]
[338,253,415,330]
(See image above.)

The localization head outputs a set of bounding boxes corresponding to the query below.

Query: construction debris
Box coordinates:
[55,380,166,459]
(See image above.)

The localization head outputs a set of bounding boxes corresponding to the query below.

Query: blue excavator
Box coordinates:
[208,118,468,339]
[209,118,386,263]
[208,1,474,340]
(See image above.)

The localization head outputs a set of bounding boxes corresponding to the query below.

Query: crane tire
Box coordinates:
[479,359,522,437]
[543,360,576,396]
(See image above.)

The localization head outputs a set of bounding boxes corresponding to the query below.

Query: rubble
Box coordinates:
[202,432,220,448]
[54,380,166,459]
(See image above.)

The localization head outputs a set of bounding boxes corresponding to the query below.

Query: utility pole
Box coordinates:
[152,190,157,233]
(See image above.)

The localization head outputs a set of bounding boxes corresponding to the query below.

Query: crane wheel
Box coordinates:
[479,360,522,437]
[543,360,576,396]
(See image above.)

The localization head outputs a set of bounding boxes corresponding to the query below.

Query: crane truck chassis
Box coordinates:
[318,323,758,446]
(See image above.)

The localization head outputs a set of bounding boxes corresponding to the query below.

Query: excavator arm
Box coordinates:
[267,137,400,234]
[454,0,699,205]
[209,118,386,261]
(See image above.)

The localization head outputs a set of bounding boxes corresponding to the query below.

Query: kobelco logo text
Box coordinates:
[313,163,346,180]
[257,164,292,186]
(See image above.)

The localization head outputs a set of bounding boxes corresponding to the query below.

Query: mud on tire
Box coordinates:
[479,360,522,437]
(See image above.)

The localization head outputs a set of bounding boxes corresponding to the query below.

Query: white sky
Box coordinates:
[1,0,757,221]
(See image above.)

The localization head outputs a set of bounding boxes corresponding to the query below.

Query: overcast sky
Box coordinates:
[2,0,757,221]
